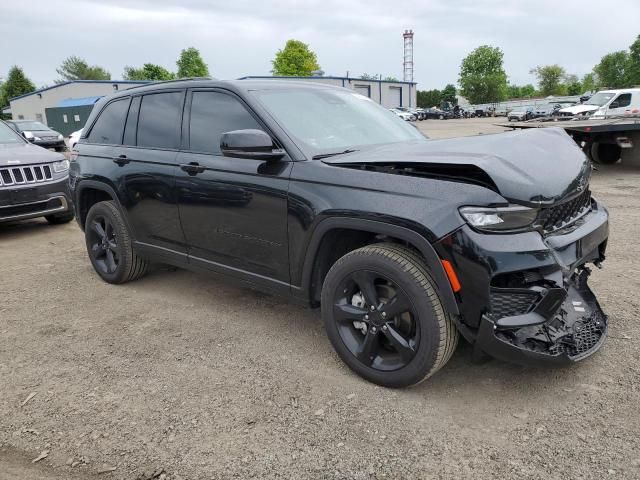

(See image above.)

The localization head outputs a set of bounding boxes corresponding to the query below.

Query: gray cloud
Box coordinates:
[2,0,638,89]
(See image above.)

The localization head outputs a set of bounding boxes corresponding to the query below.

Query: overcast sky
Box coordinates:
[2,0,639,89]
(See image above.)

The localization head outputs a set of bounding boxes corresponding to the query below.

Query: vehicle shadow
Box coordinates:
[0,218,65,240]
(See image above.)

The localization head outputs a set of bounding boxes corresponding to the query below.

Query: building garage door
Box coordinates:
[388,87,402,108]
[354,85,371,98]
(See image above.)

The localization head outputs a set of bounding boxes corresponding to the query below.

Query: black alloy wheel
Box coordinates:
[87,215,120,275]
[333,270,419,371]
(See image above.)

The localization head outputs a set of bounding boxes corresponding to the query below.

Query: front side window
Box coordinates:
[253,88,426,156]
[189,91,262,154]
[137,92,183,149]
[612,93,631,108]
[87,98,131,145]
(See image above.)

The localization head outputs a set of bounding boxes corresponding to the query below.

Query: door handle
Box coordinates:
[112,155,130,166]
[180,162,206,175]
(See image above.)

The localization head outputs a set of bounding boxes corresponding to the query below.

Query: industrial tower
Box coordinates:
[403,29,414,83]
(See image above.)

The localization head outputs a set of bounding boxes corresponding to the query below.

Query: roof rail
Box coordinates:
[123,77,213,91]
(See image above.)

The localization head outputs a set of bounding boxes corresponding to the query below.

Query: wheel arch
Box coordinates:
[75,180,129,232]
[299,217,459,316]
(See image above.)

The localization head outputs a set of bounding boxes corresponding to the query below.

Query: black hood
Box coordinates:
[323,128,591,207]
[0,142,65,166]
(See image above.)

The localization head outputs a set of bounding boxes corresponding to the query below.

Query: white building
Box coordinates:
[239,76,418,109]
[7,80,149,124]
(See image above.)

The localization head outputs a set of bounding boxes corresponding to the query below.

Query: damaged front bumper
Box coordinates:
[435,198,609,366]
[477,268,607,364]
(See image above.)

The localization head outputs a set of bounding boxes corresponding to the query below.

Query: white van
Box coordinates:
[559,89,640,118]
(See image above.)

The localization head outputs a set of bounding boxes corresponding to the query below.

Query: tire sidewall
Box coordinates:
[322,249,444,388]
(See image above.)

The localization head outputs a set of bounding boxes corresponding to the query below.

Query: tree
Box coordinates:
[56,56,110,82]
[417,89,442,108]
[271,39,320,76]
[383,76,399,82]
[441,84,457,104]
[176,47,210,78]
[564,74,582,95]
[458,45,507,104]
[530,64,567,96]
[0,66,36,107]
[627,35,640,87]
[581,73,597,93]
[594,51,630,88]
[359,73,377,80]
[124,63,175,81]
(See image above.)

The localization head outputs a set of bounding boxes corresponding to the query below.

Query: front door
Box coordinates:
[175,89,292,287]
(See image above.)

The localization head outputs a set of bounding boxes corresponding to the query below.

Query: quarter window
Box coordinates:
[87,98,131,145]
[189,92,262,154]
[137,92,183,149]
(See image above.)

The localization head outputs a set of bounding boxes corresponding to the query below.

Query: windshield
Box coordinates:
[586,92,616,106]
[13,121,49,131]
[253,88,426,156]
[0,122,26,144]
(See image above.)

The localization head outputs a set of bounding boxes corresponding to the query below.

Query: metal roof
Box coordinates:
[56,96,103,107]
[9,80,151,102]
[238,75,417,85]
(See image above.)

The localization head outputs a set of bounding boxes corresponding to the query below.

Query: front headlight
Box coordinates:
[459,205,538,232]
[52,159,70,173]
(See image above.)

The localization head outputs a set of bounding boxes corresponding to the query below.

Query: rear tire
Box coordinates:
[591,142,621,165]
[321,244,458,388]
[45,211,74,224]
[85,201,148,284]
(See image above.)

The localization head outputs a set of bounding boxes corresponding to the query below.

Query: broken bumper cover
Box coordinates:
[476,270,607,364]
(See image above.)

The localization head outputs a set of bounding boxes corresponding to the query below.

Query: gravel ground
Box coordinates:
[1,118,639,479]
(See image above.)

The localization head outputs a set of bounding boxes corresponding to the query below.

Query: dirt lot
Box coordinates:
[1,118,639,479]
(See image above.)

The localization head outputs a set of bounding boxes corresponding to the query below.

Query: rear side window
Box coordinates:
[87,98,130,145]
[137,92,183,149]
[189,91,262,154]
[123,96,141,146]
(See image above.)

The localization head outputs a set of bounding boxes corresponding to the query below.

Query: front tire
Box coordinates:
[85,201,148,284]
[321,244,458,388]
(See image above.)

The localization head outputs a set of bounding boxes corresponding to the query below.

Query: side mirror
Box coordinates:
[23,131,36,143]
[220,129,285,161]
[609,102,619,109]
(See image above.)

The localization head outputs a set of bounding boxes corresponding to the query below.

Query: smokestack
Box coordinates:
[403,29,414,82]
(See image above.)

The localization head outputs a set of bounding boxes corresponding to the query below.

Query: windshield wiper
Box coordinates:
[312,149,359,160]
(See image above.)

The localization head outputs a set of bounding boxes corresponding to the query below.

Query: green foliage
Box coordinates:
[56,56,110,82]
[123,64,175,81]
[629,35,640,86]
[271,40,320,77]
[507,84,536,99]
[176,47,210,78]
[359,73,377,80]
[564,74,582,95]
[530,64,568,96]
[383,76,399,82]
[594,51,630,88]
[581,73,597,93]
[416,89,442,108]
[441,84,457,104]
[458,45,507,104]
[0,66,36,106]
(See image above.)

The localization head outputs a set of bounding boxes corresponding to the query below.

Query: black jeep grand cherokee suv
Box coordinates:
[70,79,609,387]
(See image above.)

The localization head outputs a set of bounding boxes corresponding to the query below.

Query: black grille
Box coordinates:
[490,290,539,318]
[0,164,53,186]
[541,189,591,233]
[549,314,606,357]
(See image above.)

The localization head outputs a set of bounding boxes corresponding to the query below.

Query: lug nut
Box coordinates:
[364,315,369,320]
[370,305,375,311]
[382,325,387,331]
[381,312,387,318]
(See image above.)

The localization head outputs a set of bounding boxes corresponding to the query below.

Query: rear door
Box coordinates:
[175,89,292,287]
[117,90,188,258]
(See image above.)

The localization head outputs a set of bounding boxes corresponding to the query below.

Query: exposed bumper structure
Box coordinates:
[435,198,609,366]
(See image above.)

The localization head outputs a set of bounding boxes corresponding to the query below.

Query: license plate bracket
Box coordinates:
[10,188,38,203]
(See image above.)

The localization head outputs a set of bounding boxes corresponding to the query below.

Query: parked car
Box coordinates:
[5,120,66,152]
[389,109,415,121]
[68,129,83,150]
[70,79,609,388]
[533,103,563,118]
[556,90,636,117]
[0,121,74,224]
[507,106,535,122]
